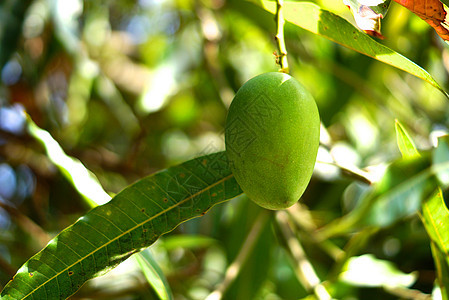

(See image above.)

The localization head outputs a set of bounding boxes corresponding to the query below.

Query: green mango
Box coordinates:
[225,72,320,210]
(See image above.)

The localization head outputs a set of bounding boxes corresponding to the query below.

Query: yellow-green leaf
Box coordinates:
[395,119,420,159]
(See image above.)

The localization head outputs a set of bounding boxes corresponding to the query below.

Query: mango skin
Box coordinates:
[225,72,320,210]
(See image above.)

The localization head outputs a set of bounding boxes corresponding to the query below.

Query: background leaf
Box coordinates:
[395,119,420,158]
[0,151,242,299]
[0,0,32,69]
[339,254,417,288]
[422,181,449,246]
[319,154,436,238]
[421,189,449,300]
[26,115,111,207]
[160,234,216,251]
[430,241,449,300]
[135,250,174,300]
[395,117,449,299]
[433,136,449,188]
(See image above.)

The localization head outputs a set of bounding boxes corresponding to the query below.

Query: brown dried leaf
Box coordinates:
[393,0,449,40]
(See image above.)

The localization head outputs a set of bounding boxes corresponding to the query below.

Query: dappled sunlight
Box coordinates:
[27,117,111,206]
[138,64,177,114]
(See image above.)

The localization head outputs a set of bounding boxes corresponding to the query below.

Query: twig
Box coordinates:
[196,5,234,108]
[384,286,432,300]
[286,205,344,261]
[205,210,271,300]
[0,255,16,279]
[275,0,289,73]
[276,211,332,300]
[0,201,50,248]
[316,160,373,185]
[327,227,379,281]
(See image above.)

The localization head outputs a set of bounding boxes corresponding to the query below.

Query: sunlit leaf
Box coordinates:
[430,240,449,300]
[418,137,449,299]
[421,188,449,300]
[26,115,111,207]
[395,119,420,159]
[257,1,449,98]
[339,254,417,287]
[136,250,174,300]
[0,151,243,299]
[49,0,83,53]
[421,190,449,272]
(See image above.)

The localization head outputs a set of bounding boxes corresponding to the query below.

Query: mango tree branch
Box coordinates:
[275,0,289,73]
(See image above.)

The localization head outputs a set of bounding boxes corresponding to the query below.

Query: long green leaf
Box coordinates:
[26,115,111,207]
[430,240,449,300]
[0,151,242,299]
[318,154,437,238]
[27,114,173,298]
[136,250,173,300]
[394,121,449,297]
[418,138,449,299]
[258,1,449,98]
[422,189,449,300]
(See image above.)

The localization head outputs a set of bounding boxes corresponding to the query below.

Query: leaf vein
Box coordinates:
[21,173,234,298]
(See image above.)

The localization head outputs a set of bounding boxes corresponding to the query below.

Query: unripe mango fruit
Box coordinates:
[225,72,320,210]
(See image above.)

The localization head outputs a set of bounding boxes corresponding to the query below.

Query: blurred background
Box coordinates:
[0,0,449,299]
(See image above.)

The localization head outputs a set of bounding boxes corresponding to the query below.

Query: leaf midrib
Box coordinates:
[24,173,235,299]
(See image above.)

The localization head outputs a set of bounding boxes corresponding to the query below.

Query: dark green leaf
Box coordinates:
[0,0,32,69]
[0,151,242,299]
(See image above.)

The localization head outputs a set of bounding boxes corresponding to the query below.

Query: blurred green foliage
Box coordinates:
[0,0,449,299]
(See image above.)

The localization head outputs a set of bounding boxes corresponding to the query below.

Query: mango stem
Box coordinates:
[275,0,289,73]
